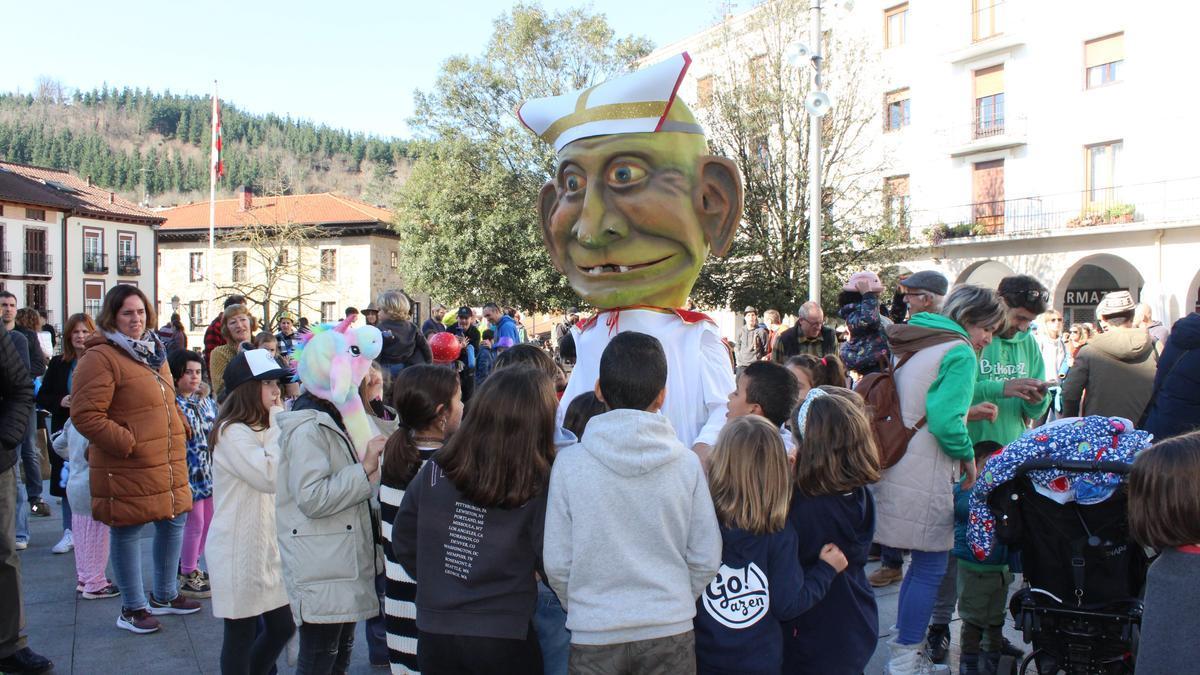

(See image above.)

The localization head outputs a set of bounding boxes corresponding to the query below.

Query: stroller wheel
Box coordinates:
[995,654,1018,675]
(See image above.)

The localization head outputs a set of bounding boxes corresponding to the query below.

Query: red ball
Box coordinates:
[429,331,462,363]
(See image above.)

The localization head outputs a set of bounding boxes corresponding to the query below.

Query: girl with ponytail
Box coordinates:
[379,365,462,673]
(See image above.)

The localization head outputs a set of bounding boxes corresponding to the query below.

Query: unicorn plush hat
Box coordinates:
[293,316,384,457]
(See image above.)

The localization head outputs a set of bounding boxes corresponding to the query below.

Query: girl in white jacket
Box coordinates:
[207,349,295,674]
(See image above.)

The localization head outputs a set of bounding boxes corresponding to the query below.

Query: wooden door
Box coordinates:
[972,159,1005,232]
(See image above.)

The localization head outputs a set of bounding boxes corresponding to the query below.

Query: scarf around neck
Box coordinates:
[104,329,166,370]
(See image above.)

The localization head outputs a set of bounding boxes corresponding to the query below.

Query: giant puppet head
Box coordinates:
[520,53,744,309]
[294,317,384,456]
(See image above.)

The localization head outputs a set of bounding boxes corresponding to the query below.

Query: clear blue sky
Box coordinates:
[2,0,728,139]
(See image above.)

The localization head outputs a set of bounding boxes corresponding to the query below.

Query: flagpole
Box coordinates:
[208,80,217,319]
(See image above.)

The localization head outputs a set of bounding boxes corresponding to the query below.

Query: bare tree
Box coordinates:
[34,76,67,105]
[215,194,323,328]
[690,0,908,314]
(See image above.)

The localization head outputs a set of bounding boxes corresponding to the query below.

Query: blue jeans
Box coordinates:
[881,545,906,570]
[364,572,387,665]
[532,581,570,675]
[110,513,187,611]
[896,549,949,645]
[19,411,40,501]
[14,479,27,544]
[60,493,72,532]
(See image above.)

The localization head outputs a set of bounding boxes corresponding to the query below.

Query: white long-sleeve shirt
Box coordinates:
[557,308,735,448]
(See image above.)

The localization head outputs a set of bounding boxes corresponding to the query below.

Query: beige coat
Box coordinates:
[872,340,961,552]
[207,411,290,619]
[275,407,382,625]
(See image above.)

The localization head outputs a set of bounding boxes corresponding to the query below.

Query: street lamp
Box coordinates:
[786,0,832,305]
[170,295,181,315]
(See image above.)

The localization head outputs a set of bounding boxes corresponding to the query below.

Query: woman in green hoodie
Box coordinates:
[873,285,1006,675]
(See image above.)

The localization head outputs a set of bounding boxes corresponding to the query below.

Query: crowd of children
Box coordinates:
[10,277,1200,675]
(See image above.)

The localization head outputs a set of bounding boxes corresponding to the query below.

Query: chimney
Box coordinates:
[238,185,253,211]
[86,175,93,187]
[109,192,115,204]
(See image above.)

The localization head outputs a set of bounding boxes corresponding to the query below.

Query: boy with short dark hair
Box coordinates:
[725,361,801,453]
[544,331,722,674]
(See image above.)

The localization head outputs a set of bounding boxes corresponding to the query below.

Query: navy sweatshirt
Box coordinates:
[391,460,547,640]
[782,486,879,675]
[695,524,837,675]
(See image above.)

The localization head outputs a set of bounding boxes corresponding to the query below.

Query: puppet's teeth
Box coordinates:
[618,265,631,273]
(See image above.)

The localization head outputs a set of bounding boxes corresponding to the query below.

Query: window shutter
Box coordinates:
[1085,33,1124,67]
[974,65,1004,98]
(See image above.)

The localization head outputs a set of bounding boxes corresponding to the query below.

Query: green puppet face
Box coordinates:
[538,132,743,309]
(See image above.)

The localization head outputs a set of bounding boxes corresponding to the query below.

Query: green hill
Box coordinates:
[0,84,410,206]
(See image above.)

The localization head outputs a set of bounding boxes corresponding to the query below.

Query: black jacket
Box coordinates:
[377,319,432,367]
[15,326,46,377]
[771,325,838,363]
[1142,312,1200,440]
[391,460,546,640]
[0,328,34,471]
[37,355,75,434]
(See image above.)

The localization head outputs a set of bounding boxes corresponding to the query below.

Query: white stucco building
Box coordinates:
[645,0,1200,326]
[0,161,161,329]
[157,188,429,345]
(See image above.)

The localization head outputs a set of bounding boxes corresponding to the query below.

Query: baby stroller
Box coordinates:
[985,457,1147,674]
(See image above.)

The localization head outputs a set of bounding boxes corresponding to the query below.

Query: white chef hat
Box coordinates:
[518,52,704,153]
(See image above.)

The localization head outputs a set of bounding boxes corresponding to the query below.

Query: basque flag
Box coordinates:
[211,92,224,179]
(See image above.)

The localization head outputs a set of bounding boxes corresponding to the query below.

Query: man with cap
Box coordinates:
[734,306,769,375]
[1061,290,1160,420]
[520,52,742,457]
[447,307,481,402]
[895,270,949,322]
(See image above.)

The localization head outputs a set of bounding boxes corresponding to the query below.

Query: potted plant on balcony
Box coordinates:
[928,222,949,245]
[1105,203,1135,223]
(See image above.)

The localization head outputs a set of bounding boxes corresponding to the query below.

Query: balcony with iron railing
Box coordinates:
[118,254,141,276]
[83,252,108,274]
[949,111,1026,157]
[908,176,1200,244]
[24,252,51,276]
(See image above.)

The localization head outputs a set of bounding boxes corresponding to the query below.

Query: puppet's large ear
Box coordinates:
[332,316,354,334]
[539,180,569,275]
[694,156,743,257]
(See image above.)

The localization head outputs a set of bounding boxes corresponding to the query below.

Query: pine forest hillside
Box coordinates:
[0,83,411,207]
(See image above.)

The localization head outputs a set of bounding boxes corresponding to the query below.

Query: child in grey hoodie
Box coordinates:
[543,331,722,673]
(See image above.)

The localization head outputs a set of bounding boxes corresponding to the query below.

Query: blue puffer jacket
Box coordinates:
[1142,312,1200,440]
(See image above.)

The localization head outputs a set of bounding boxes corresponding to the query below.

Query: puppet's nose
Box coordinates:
[573,190,627,249]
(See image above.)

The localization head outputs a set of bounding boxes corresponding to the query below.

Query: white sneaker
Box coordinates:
[884,638,950,675]
[51,530,74,554]
[14,539,28,551]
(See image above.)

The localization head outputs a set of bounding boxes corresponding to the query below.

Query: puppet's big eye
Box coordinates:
[565,174,586,194]
[606,162,647,187]
[350,345,361,356]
